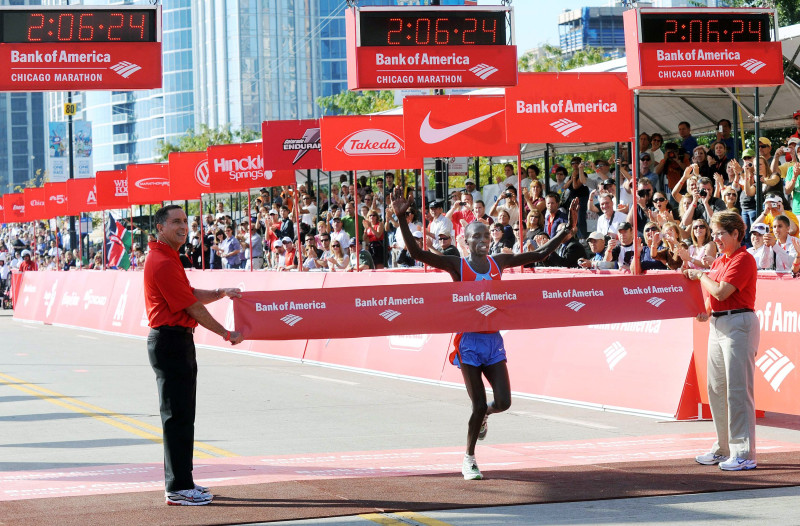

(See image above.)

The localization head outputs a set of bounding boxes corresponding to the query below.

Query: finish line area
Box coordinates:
[5,314,800,525]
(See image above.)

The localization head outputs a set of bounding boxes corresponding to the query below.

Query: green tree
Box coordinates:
[155,124,260,161]
[316,90,396,115]
[518,45,606,73]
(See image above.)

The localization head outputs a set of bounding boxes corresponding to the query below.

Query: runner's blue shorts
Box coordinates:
[449,331,506,369]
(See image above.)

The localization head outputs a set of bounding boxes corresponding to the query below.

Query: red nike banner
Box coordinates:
[24,187,47,220]
[402,95,517,158]
[67,177,102,215]
[206,143,293,192]
[261,120,323,171]
[45,182,69,218]
[168,151,207,200]
[96,170,129,209]
[321,115,422,171]
[234,273,704,340]
[127,163,170,205]
[505,73,634,144]
[3,193,25,223]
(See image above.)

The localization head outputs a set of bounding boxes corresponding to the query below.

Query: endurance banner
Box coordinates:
[234,273,704,340]
[261,119,322,171]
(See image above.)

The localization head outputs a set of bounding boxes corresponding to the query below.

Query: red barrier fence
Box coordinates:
[11,269,799,420]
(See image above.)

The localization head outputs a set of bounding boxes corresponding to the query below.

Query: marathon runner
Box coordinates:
[391,187,579,480]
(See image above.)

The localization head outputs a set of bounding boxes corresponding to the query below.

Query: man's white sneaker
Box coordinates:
[165,488,213,506]
[462,455,483,480]
[194,483,211,495]
[695,453,729,465]
[478,415,489,441]
[719,457,757,471]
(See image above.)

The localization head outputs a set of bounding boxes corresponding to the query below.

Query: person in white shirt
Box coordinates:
[464,178,482,202]
[747,223,774,270]
[594,194,628,237]
[426,201,453,251]
[298,194,318,228]
[764,215,800,271]
[329,217,352,255]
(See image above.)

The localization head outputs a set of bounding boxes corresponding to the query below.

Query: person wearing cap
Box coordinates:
[447,191,476,240]
[18,249,37,272]
[429,231,460,257]
[791,109,800,140]
[604,221,636,270]
[396,229,425,268]
[685,211,758,472]
[329,216,351,255]
[757,137,772,162]
[678,121,698,154]
[271,237,297,271]
[746,223,774,270]
[783,146,800,216]
[771,136,800,179]
[578,232,611,269]
[347,238,376,271]
[755,194,799,237]
[638,152,660,192]
[464,177,481,202]
[763,214,800,272]
[426,200,453,251]
[392,186,579,481]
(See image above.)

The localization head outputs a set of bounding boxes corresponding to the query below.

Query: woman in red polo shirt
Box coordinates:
[684,211,759,471]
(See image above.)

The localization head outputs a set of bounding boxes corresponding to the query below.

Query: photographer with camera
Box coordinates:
[682,177,727,226]
[446,191,476,240]
[627,178,655,235]
[655,142,687,195]
[559,157,591,239]
[488,185,520,225]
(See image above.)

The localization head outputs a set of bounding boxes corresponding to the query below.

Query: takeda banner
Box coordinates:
[402,95,517,158]
[206,142,291,192]
[505,73,634,144]
[24,187,47,220]
[261,120,323,171]
[168,151,207,200]
[95,170,129,209]
[44,182,69,217]
[3,193,25,222]
[234,274,704,340]
[126,163,169,205]
[67,177,102,215]
[320,115,422,171]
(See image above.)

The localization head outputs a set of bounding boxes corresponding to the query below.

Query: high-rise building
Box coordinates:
[0,0,47,194]
[558,5,627,59]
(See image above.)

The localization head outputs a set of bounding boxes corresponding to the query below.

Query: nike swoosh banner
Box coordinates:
[403,95,518,158]
[262,119,322,171]
[321,115,422,171]
[233,273,704,340]
[505,73,634,144]
[127,163,170,205]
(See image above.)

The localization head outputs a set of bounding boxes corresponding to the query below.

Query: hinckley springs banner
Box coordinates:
[233,274,704,340]
[505,73,634,144]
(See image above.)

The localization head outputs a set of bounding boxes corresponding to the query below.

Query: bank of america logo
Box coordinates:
[280,314,303,327]
[380,309,401,322]
[756,347,795,392]
[550,119,582,137]
[469,63,499,80]
[566,301,585,312]
[603,341,627,371]
[110,61,142,78]
[740,59,766,74]
[476,305,496,317]
[647,297,666,308]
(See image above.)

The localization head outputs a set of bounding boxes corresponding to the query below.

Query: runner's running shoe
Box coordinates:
[462,454,483,480]
[478,415,489,440]
[165,488,213,506]
[194,483,211,495]
[695,453,729,465]
[719,457,757,471]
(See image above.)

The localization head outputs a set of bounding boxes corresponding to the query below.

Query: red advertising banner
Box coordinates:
[44,182,69,217]
[24,187,46,220]
[320,115,422,171]
[206,143,292,192]
[0,196,4,223]
[95,170,129,209]
[0,42,162,92]
[261,120,322,171]
[168,151,207,200]
[3,193,25,222]
[66,177,101,215]
[403,95,517,158]
[505,73,634,144]
[126,163,169,205]
[233,274,704,340]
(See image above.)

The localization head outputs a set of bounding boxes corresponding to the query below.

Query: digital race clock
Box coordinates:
[639,12,771,44]
[358,10,507,47]
[0,8,157,43]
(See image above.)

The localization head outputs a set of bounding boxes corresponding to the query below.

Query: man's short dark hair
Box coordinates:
[526,164,540,176]
[545,192,560,201]
[504,163,514,170]
[475,200,485,207]
[678,121,691,129]
[718,119,732,127]
[280,205,289,212]
[774,214,791,228]
[155,204,183,227]
[698,176,713,187]
[555,166,568,177]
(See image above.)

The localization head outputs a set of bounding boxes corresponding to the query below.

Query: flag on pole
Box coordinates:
[106,212,131,269]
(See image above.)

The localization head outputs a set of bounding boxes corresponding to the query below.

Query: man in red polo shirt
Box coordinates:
[145,204,243,506]
[684,210,759,472]
[18,250,37,272]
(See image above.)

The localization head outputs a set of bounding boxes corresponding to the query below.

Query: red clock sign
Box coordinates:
[624,8,784,89]
[0,5,162,91]
[346,6,517,90]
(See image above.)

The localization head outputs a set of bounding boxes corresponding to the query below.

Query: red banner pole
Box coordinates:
[419,165,427,272]
[353,171,360,272]
[102,210,107,270]
[517,150,524,251]
[293,183,303,272]
[631,90,640,276]
[55,216,60,271]
[247,191,253,271]
[199,195,205,270]
[78,213,83,270]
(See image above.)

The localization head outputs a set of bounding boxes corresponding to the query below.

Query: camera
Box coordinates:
[699,189,708,198]
[505,192,513,198]
[745,161,753,168]
[458,201,466,206]
[637,189,649,198]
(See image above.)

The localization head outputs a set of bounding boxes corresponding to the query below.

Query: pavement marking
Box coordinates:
[76,334,99,340]
[302,374,359,386]
[0,371,237,459]
[510,410,617,430]
[359,512,453,525]
[394,511,455,525]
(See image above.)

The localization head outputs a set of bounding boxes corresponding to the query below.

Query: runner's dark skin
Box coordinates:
[391,187,578,456]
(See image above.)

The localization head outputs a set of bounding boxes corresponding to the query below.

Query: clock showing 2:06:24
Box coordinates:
[639,12,771,43]
[0,9,157,43]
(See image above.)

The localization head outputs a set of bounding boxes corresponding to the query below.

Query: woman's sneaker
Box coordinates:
[462,454,483,480]
[478,415,489,441]
[165,488,213,506]
[695,453,729,465]
[719,457,757,471]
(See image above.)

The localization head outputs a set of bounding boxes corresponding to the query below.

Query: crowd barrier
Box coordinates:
[11,268,799,420]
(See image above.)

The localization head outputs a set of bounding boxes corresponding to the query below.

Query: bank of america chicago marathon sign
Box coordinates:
[233,275,704,341]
